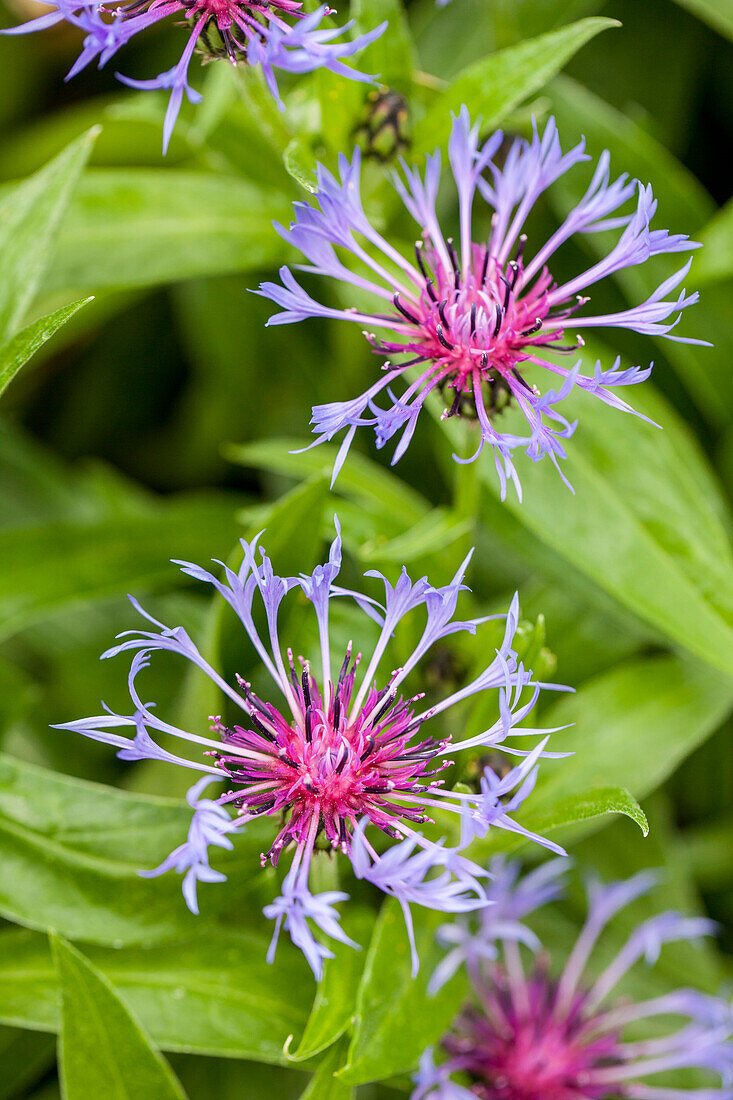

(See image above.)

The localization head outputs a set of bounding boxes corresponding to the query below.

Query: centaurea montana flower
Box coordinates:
[258,108,704,499]
[416,859,733,1099]
[55,523,569,978]
[1,0,385,152]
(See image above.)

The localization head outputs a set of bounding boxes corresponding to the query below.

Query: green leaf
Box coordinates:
[509,787,648,843]
[0,754,315,1062]
[695,199,733,284]
[38,170,290,300]
[289,909,373,1062]
[0,1025,55,1100]
[360,508,471,563]
[283,138,319,193]
[462,787,649,863]
[0,492,245,641]
[171,1055,307,1100]
[299,1039,353,1100]
[0,297,93,399]
[0,129,98,343]
[533,654,733,808]
[0,927,312,1062]
[411,18,618,155]
[351,0,417,92]
[669,0,733,40]
[52,934,188,1100]
[225,437,430,534]
[338,903,467,1086]
[464,382,733,679]
[0,751,275,944]
[546,75,730,427]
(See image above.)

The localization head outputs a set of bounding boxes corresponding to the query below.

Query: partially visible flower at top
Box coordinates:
[1,0,386,152]
[416,860,733,1099]
[258,108,704,500]
[55,521,569,978]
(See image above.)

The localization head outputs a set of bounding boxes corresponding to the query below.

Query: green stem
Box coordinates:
[310,851,341,893]
[454,421,481,530]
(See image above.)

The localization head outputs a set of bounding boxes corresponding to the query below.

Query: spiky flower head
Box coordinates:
[56,523,568,977]
[416,859,733,1099]
[1,0,385,152]
[259,108,705,500]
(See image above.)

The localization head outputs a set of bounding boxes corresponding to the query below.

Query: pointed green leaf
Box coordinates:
[0,297,93,399]
[52,935,188,1100]
[0,130,98,343]
[491,787,649,855]
[411,18,618,155]
[339,903,467,1085]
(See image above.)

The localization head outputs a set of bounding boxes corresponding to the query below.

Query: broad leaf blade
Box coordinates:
[0,928,312,1063]
[479,787,649,858]
[532,654,733,808]
[0,129,98,342]
[38,170,290,299]
[466,384,733,678]
[52,935,188,1100]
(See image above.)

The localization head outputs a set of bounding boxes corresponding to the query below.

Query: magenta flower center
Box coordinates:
[211,650,447,864]
[445,972,621,1100]
[381,239,573,419]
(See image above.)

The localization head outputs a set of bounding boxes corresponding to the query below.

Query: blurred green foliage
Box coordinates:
[0,0,731,1095]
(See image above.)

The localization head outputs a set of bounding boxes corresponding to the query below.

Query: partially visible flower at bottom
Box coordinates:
[417,859,733,1099]
[54,522,568,978]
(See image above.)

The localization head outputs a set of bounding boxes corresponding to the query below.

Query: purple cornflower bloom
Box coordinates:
[1,0,385,152]
[417,860,733,1099]
[55,523,569,978]
[258,109,704,499]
